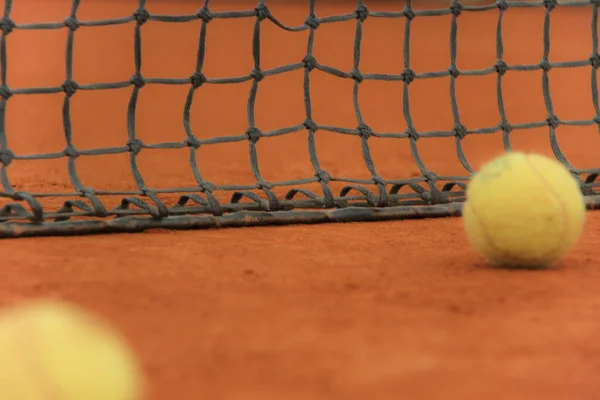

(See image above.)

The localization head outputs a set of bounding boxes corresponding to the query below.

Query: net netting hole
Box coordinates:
[75,151,136,192]
[70,88,130,150]
[253,68,305,133]
[549,66,595,121]
[408,77,454,132]
[6,29,63,88]
[135,84,190,143]
[358,14,405,74]
[188,80,252,139]
[409,14,452,73]
[253,129,315,184]
[311,17,354,72]
[194,140,256,188]
[502,7,544,65]
[201,15,254,78]
[259,6,309,70]
[135,148,197,191]
[508,125,554,155]
[454,74,499,128]
[359,79,406,132]
[368,136,418,180]
[140,18,201,79]
[314,129,372,183]
[553,125,600,172]
[73,23,133,83]
[502,69,547,125]
[309,69,355,128]
[454,11,497,71]
[549,5,592,63]
[7,95,64,155]
[417,136,469,177]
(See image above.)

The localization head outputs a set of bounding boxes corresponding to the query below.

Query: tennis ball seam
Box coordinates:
[524,154,570,260]
[469,196,536,266]
[464,199,504,265]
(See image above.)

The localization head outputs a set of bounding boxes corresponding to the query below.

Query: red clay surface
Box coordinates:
[2,1,600,399]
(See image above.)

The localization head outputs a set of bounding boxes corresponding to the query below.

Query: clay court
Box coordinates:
[2,0,600,399]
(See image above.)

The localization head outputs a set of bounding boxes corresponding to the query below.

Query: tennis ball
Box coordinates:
[0,299,145,400]
[463,152,585,269]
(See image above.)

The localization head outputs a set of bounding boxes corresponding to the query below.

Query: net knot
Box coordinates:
[448,65,460,78]
[184,135,201,149]
[500,121,513,133]
[450,0,463,16]
[0,149,13,166]
[199,182,215,192]
[250,68,264,81]
[372,175,386,186]
[305,15,320,29]
[79,187,97,196]
[0,85,12,100]
[357,123,372,139]
[130,73,146,88]
[140,188,156,197]
[401,68,415,84]
[196,7,213,23]
[303,118,318,132]
[454,123,467,139]
[546,115,560,128]
[424,171,438,182]
[257,181,273,190]
[355,5,369,21]
[543,0,558,10]
[302,55,317,71]
[245,127,262,143]
[593,114,600,125]
[494,60,508,75]
[63,145,79,158]
[590,53,600,69]
[63,16,79,31]
[406,127,419,140]
[134,8,150,25]
[0,17,15,35]
[190,72,207,88]
[61,79,78,97]
[539,59,552,71]
[402,6,416,20]
[127,138,144,155]
[349,69,363,83]
[255,5,270,21]
[495,0,510,10]
[315,170,331,183]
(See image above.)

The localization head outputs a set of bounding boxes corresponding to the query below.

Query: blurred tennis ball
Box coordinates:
[462,152,585,269]
[0,299,145,400]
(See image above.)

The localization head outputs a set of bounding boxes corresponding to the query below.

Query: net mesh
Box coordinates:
[0,0,599,238]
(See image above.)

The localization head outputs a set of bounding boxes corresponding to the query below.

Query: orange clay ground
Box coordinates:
[2,1,600,399]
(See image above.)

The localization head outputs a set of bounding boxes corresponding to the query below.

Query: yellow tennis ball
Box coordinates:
[463,152,586,269]
[0,299,145,400]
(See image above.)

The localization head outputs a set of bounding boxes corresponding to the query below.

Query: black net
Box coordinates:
[0,0,599,238]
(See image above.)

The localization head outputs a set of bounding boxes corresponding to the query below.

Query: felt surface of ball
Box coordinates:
[0,299,145,400]
[463,152,586,269]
